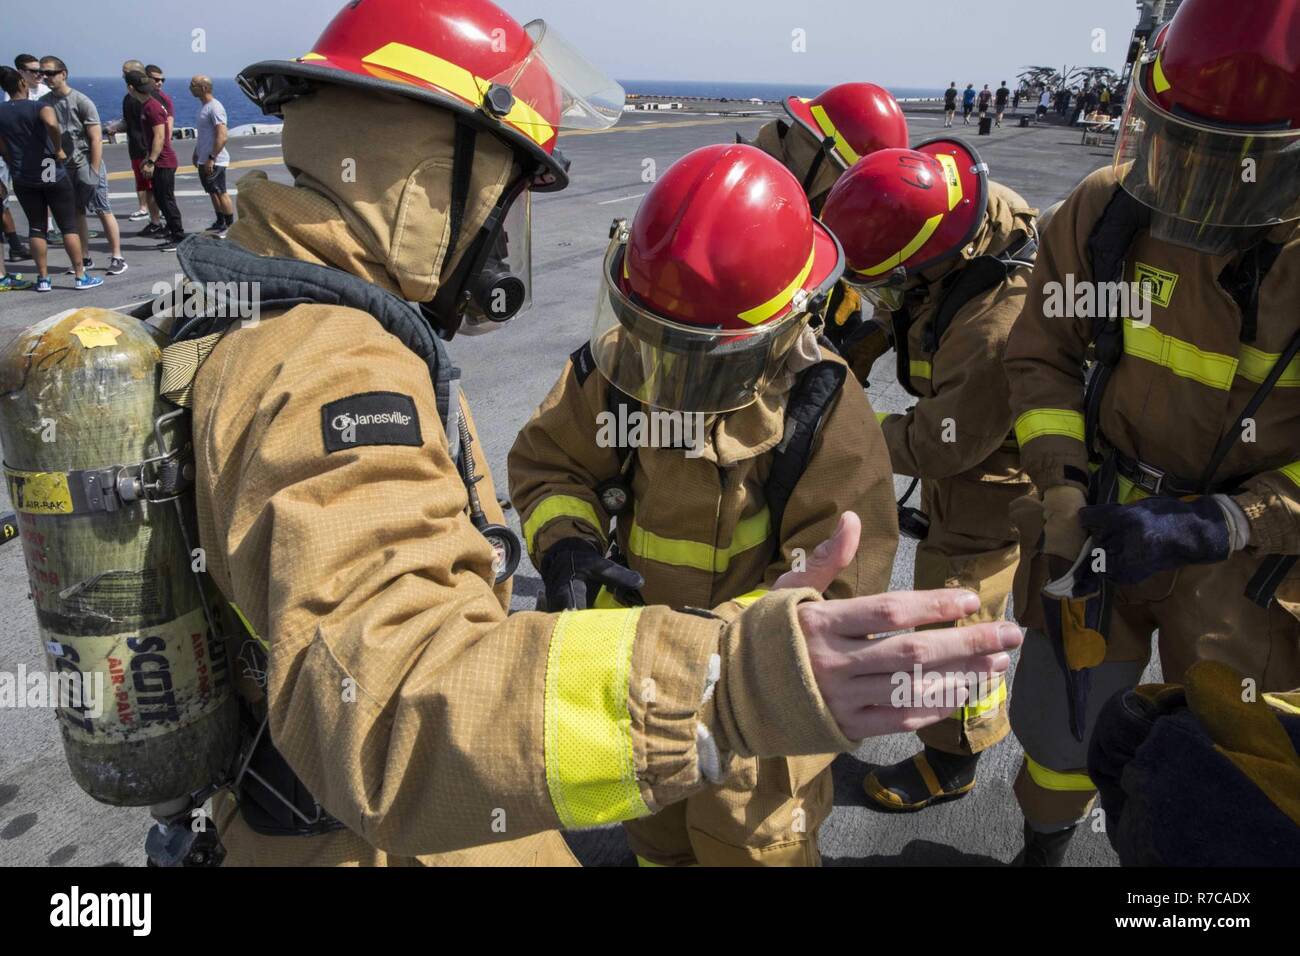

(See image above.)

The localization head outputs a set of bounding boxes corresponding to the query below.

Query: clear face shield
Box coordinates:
[1114,65,1300,253]
[457,20,621,333]
[483,20,625,138]
[589,223,835,414]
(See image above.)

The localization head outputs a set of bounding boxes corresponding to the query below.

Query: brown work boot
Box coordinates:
[862,746,980,811]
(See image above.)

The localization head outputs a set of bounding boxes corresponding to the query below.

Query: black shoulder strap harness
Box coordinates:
[891,233,1038,400]
[1081,186,1297,606]
[155,235,460,442]
[571,341,847,573]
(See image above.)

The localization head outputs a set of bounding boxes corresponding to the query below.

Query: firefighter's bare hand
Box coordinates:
[796,590,1023,740]
[771,511,860,594]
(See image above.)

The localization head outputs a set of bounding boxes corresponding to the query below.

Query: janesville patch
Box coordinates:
[321,391,423,453]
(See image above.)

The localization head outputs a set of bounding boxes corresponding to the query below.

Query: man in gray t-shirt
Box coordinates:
[190,75,234,236]
[40,56,126,274]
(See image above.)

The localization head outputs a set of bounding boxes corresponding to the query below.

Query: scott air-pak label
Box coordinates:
[321,391,423,453]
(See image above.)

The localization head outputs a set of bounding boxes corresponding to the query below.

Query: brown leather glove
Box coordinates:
[1042,484,1088,576]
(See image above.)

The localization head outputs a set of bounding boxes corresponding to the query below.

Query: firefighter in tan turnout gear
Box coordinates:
[747,82,911,359]
[1003,0,1300,865]
[0,0,1022,867]
[820,138,1038,811]
[508,143,899,866]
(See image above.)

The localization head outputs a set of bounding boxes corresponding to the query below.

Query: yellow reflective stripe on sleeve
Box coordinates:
[1123,320,1237,390]
[361,42,555,147]
[909,359,932,380]
[959,678,1007,722]
[592,586,628,610]
[856,214,944,278]
[636,855,666,867]
[544,607,650,829]
[522,495,605,553]
[1264,692,1300,716]
[1025,755,1095,791]
[738,246,816,325]
[875,410,892,425]
[1014,408,1086,446]
[1277,461,1300,488]
[731,588,768,609]
[809,103,861,165]
[1238,344,1300,387]
[629,507,772,573]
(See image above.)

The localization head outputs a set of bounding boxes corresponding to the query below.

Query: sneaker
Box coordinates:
[0,273,33,291]
[204,219,226,234]
[35,275,52,293]
[158,235,185,253]
[74,273,104,291]
[106,257,128,276]
[6,239,30,261]
[64,257,94,276]
[139,222,165,238]
[212,225,228,239]
[128,208,150,221]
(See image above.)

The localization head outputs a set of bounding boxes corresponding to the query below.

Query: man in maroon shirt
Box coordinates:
[128,73,183,250]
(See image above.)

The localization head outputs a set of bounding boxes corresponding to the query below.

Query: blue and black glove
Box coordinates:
[540,537,645,611]
[1077,495,1242,589]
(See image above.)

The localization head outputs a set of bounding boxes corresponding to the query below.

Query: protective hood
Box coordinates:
[227,84,518,304]
[752,119,842,212]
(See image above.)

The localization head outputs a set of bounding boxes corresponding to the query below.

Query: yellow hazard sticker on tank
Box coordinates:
[70,317,123,348]
[4,468,74,514]
[1134,262,1178,308]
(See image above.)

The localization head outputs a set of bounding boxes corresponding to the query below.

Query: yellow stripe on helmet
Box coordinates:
[809,103,861,165]
[361,42,556,147]
[1151,51,1172,94]
[855,214,943,278]
[935,152,963,211]
[737,246,816,325]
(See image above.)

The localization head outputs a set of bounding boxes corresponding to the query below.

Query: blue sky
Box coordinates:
[6,0,1139,86]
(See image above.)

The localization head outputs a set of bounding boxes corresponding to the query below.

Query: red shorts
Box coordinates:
[131,158,154,193]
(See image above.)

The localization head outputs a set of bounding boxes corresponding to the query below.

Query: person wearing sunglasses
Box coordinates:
[39,56,126,275]
[821,137,1038,816]
[10,55,50,101]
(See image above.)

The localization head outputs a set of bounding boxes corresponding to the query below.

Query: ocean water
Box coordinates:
[72,77,939,132]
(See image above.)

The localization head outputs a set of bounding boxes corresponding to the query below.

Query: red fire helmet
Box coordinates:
[821,137,988,295]
[784,83,910,168]
[237,0,625,190]
[1114,0,1300,244]
[590,144,845,413]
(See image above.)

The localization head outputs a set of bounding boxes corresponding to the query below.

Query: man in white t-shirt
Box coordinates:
[190,75,234,237]
[8,55,51,102]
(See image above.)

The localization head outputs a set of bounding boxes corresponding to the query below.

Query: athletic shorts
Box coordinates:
[131,157,154,193]
[199,165,228,195]
[73,162,112,216]
[963,105,973,117]
[14,177,78,239]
